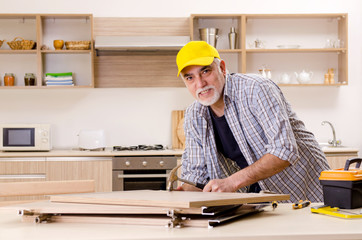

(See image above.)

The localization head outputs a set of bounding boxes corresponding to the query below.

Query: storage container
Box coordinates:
[319,158,362,209]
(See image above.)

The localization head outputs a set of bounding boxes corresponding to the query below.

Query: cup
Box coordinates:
[53,40,64,50]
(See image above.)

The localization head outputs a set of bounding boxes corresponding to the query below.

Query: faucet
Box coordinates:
[321,121,341,147]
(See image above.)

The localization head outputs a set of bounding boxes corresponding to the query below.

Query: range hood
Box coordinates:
[95,35,190,52]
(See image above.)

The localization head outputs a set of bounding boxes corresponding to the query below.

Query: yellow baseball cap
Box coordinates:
[176,41,220,76]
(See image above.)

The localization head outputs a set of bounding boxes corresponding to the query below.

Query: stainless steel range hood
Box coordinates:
[95,36,190,52]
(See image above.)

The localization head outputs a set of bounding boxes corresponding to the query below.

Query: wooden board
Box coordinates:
[171,110,185,149]
[50,190,289,208]
[3,200,203,215]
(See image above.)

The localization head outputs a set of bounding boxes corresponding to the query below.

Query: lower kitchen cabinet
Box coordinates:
[46,157,112,192]
[0,157,46,202]
[325,152,358,169]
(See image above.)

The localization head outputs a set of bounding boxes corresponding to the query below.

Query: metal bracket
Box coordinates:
[166,209,183,228]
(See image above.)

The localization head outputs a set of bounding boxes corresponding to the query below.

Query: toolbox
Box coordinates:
[319,158,362,209]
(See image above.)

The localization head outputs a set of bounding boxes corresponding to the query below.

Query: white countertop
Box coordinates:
[0,146,358,158]
[0,203,361,240]
[0,148,184,158]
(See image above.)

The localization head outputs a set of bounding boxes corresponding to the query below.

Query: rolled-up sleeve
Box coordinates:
[251,82,300,164]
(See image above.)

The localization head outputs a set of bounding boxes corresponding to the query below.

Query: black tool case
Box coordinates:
[319,158,362,209]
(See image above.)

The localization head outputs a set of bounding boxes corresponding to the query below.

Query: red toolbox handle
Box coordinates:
[344,158,361,171]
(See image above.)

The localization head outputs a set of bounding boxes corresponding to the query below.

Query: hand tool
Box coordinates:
[167,164,205,191]
[292,200,311,209]
[311,205,362,219]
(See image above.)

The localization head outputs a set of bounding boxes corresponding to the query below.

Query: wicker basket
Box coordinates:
[7,37,35,50]
[65,41,91,50]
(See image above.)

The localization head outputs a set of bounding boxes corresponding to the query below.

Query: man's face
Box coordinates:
[181,60,226,107]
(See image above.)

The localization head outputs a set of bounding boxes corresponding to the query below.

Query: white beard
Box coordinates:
[196,86,221,106]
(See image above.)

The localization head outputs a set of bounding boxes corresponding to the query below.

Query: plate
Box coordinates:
[277,45,301,49]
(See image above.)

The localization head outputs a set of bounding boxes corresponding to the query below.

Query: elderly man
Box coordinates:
[176,41,330,202]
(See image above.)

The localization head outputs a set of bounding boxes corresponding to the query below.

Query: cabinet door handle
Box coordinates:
[0,174,46,179]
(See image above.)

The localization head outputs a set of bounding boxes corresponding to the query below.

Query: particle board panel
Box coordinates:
[3,200,203,215]
[50,190,289,208]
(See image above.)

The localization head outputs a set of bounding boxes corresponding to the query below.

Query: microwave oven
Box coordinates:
[0,124,52,151]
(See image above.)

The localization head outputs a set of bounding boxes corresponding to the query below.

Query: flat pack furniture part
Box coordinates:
[5,201,228,215]
[49,190,290,208]
[20,204,266,228]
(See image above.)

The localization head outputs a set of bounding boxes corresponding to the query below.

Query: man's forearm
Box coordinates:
[229,153,290,190]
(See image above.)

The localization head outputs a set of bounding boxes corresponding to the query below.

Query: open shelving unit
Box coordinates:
[190,13,348,86]
[0,14,94,88]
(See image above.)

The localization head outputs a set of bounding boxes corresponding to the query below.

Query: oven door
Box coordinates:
[113,170,171,191]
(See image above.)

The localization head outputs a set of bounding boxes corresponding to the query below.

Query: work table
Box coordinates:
[0,203,361,240]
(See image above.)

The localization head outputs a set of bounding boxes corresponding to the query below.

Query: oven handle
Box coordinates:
[117,174,169,179]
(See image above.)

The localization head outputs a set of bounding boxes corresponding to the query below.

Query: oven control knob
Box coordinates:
[125,161,131,167]
[142,161,147,167]
[159,161,164,167]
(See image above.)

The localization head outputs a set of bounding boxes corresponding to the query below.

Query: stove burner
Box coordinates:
[113,144,164,151]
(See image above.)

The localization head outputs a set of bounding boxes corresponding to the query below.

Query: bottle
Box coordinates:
[24,73,35,86]
[324,73,330,84]
[328,68,335,84]
[4,73,15,86]
[228,27,237,49]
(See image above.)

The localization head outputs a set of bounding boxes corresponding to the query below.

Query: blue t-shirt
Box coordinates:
[210,108,261,193]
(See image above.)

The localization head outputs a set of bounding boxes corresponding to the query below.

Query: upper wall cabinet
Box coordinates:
[0,14,94,88]
[190,14,348,86]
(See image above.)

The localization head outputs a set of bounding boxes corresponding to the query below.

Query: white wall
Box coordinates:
[0,0,361,155]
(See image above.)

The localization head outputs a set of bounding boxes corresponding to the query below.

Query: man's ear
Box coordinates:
[220,60,226,75]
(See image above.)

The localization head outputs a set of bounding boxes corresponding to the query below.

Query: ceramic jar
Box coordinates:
[4,73,15,86]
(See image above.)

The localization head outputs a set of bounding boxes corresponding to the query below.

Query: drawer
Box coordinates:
[0,157,46,174]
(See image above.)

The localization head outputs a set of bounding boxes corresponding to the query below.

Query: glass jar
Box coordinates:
[4,73,15,86]
[24,73,35,86]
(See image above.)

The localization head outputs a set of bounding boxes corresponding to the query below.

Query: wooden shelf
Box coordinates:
[0,50,37,54]
[246,48,347,53]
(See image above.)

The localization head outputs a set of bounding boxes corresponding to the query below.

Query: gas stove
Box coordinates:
[112,144,164,151]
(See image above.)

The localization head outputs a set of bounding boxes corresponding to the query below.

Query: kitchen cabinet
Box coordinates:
[325,152,358,169]
[46,157,112,192]
[0,157,46,201]
[190,13,348,86]
[0,14,94,88]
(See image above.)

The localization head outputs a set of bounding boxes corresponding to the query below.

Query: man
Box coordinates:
[176,41,330,202]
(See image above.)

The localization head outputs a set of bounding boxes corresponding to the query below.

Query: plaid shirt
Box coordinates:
[181,73,330,203]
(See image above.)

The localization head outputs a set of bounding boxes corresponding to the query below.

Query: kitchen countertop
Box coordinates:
[0,148,184,158]
[321,146,359,154]
[0,146,358,158]
[0,203,361,240]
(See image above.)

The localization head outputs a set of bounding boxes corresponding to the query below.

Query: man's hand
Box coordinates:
[202,178,238,192]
